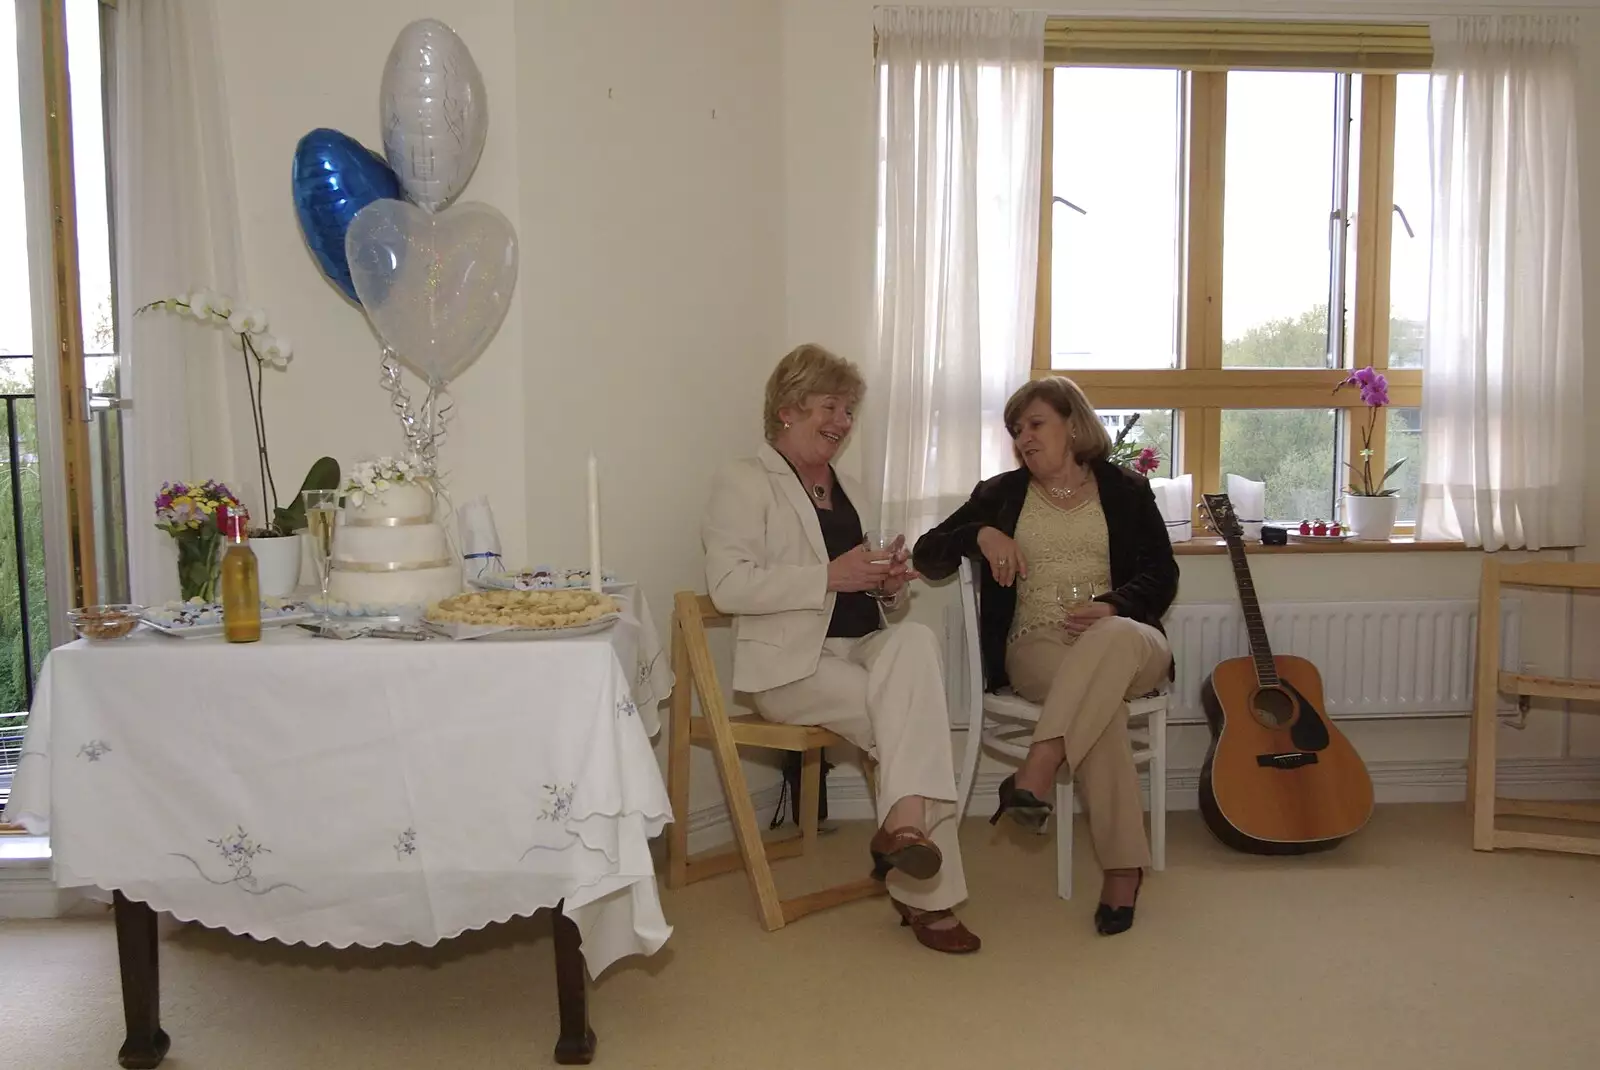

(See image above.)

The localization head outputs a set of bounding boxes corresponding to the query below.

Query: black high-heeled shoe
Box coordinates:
[1094,869,1144,936]
[990,774,1053,832]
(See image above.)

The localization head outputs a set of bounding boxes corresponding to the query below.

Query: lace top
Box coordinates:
[1008,485,1113,644]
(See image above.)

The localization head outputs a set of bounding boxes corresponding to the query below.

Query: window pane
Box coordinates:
[68,0,114,355]
[1,2,33,357]
[1341,75,1363,368]
[1096,408,1175,478]
[1220,408,1339,522]
[1388,74,1431,369]
[1050,68,1182,369]
[1385,406,1421,523]
[1223,72,1341,368]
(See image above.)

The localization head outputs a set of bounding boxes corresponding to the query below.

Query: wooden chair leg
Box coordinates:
[799,748,822,852]
[1470,697,1499,852]
[665,621,692,890]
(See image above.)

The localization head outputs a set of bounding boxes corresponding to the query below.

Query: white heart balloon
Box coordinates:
[345,199,519,388]
[380,19,488,212]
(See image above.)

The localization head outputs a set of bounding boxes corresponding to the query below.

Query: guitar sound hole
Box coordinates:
[1251,687,1296,729]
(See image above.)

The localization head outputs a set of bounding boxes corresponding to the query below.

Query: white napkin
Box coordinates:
[457,496,504,580]
[1226,474,1266,541]
[1148,474,1193,543]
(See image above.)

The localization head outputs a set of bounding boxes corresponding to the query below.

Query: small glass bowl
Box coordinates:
[68,604,144,641]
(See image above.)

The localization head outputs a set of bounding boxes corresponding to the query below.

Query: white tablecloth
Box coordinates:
[3,586,675,978]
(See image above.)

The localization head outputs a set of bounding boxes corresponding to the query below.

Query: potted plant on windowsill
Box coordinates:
[1334,366,1404,540]
[136,293,340,595]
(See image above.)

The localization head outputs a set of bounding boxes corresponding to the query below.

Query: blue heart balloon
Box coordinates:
[291,128,401,303]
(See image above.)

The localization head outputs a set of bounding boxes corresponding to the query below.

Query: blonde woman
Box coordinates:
[913,376,1177,935]
[701,344,978,954]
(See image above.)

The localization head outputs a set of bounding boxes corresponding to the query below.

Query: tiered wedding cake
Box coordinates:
[328,462,461,612]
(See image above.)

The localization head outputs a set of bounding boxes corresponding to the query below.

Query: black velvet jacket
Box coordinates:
[912,460,1179,691]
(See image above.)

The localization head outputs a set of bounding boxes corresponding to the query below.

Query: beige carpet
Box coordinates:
[3,804,1598,1069]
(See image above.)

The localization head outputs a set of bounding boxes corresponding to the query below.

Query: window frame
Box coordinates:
[1033,19,1430,534]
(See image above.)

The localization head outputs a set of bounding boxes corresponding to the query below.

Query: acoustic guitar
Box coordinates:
[1196,492,1374,854]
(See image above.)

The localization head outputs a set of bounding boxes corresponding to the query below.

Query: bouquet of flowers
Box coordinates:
[154,479,240,602]
[1108,414,1161,476]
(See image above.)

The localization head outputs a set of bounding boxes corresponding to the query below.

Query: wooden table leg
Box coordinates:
[550,901,596,1064]
[112,892,170,1069]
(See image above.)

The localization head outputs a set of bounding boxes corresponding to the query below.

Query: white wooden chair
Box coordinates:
[953,558,1170,898]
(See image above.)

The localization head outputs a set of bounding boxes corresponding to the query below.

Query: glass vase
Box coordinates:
[176,530,223,602]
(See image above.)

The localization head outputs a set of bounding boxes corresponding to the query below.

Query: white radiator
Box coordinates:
[943,598,1522,726]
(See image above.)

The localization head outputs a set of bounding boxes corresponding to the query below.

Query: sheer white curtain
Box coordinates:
[1420,15,1584,550]
[867,7,1045,540]
[113,0,243,604]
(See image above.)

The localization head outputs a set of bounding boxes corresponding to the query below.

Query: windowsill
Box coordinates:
[1173,537,1471,555]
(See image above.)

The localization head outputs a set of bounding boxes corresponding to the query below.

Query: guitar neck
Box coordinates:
[1222,536,1279,686]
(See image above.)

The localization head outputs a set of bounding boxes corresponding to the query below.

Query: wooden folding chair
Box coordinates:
[1470,558,1600,854]
[664,591,885,930]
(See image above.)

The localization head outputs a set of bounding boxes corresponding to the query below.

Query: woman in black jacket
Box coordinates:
[912,376,1178,934]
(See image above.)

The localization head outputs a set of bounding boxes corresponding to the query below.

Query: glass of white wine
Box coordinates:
[1027,579,1102,633]
[861,530,904,603]
[303,489,340,631]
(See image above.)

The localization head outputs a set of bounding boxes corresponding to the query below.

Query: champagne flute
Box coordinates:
[861,529,903,603]
[303,489,340,631]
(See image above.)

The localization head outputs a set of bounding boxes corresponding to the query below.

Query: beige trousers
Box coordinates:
[1005,617,1171,871]
[753,622,967,912]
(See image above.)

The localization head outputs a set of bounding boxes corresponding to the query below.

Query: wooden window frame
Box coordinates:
[1034,19,1429,535]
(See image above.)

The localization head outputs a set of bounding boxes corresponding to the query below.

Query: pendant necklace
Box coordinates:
[1045,469,1090,500]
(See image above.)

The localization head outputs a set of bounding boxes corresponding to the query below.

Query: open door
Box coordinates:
[2,0,127,803]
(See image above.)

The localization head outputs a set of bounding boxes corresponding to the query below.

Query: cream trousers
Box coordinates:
[1005,617,1171,871]
[752,622,967,912]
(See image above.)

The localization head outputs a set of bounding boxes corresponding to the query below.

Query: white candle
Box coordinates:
[587,452,602,593]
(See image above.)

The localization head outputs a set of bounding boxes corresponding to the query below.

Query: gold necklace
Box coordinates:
[1042,468,1090,500]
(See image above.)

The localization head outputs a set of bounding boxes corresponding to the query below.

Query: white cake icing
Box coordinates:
[328,479,461,610]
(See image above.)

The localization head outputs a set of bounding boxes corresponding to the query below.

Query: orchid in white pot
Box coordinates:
[137,292,340,594]
[1334,366,1403,540]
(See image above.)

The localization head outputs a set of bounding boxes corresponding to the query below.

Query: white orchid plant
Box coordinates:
[134,292,334,536]
[341,456,428,508]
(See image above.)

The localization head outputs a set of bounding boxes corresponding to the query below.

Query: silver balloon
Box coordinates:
[380,19,488,212]
[347,199,518,388]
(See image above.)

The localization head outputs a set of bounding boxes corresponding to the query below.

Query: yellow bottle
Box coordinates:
[220,508,262,643]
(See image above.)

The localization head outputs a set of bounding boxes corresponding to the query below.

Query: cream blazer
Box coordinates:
[701,443,882,694]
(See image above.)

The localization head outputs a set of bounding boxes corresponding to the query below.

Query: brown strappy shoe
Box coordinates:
[868,825,943,881]
[891,899,981,954]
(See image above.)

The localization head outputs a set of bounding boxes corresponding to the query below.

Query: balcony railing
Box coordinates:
[1,390,47,801]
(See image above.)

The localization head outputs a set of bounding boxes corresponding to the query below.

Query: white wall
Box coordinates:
[208,0,1600,820]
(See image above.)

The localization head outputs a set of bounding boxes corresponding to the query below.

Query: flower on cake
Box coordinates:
[342,456,424,508]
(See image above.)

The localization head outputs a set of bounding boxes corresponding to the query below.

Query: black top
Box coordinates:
[912,460,1179,691]
[816,483,881,639]
[776,453,881,639]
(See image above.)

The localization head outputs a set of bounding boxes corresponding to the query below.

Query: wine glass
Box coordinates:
[861,529,904,603]
[302,489,340,630]
[1027,579,1101,632]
